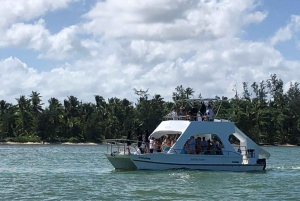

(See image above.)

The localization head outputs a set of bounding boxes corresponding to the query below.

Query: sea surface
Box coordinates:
[0,145,299,201]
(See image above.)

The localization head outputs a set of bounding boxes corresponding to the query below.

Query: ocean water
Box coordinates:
[0,145,299,201]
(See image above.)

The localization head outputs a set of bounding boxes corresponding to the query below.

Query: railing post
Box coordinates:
[110,143,112,155]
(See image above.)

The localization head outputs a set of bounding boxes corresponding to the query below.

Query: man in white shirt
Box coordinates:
[149,137,154,153]
[206,105,214,121]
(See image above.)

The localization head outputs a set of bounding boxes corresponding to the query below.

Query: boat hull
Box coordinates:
[130,154,266,171]
[105,153,137,170]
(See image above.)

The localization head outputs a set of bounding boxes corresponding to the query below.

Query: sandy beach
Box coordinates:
[0,142,101,145]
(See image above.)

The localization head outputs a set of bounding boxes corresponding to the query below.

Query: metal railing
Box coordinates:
[105,139,140,155]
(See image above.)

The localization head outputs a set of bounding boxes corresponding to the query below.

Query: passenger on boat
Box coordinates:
[188,136,196,154]
[126,131,131,155]
[215,141,223,155]
[202,113,208,121]
[181,141,188,154]
[200,102,206,121]
[169,108,178,120]
[206,105,214,121]
[179,106,185,115]
[195,137,202,154]
[197,112,202,121]
[201,137,208,152]
[162,135,171,152]
[149,137,154,153]
[206,139,212,154]
[137,130,144,154]
[153,139,160,153]
[170,135,177,147]
[212,139,217,155]
[144,130,150,153]
[190,106,198,121]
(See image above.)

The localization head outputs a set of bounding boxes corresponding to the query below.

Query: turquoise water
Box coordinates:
[0,145,299,201]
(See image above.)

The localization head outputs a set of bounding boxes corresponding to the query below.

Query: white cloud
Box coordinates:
[0,19,88,60]
[1,0,300,105]
[0,57,41,99]
[0,0,78,28]
[270,15,300,46]
[83,0,267,41]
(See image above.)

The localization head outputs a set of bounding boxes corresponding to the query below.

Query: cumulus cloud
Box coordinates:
[1,0,300,104]
[270,15,300,46]
[0,19,88,60]
[0,0,78,28]
[83,0,267,41]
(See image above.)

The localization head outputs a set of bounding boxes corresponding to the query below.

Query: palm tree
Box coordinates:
[30,91,44,114]
[185,87,195,99]
[0,100,17,139]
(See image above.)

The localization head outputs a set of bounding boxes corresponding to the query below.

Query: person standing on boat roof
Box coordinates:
[190,105,198,121]
[206,104,214,121]
[200,102,206,121]
[179,106,185,116]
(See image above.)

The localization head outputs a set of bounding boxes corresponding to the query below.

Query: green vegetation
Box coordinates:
[0,74,300,145]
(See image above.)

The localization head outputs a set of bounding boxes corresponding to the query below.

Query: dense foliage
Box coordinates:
[0,74,300,144]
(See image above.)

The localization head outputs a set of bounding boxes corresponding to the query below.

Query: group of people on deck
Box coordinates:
[126,128,223,155]
[169,104,214,121]
[126,129,180,154]
[182,136,223,155]
[148,134,180,153]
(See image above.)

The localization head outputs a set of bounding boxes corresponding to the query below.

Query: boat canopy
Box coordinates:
[149,120,190,139]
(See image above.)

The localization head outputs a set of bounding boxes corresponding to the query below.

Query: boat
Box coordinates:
[105,99,271,171]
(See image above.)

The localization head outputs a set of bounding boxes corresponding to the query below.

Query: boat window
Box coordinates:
[181,133,223,155]
[228,134,240,152]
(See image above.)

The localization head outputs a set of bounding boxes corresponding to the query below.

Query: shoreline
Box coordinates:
[0,142,298,146]
[0,142,102,145]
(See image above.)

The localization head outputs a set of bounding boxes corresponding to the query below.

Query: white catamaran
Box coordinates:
[105,99,270,171]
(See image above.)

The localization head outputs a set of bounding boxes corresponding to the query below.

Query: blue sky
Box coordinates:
[1,0,300,104]
[243,0,300,60]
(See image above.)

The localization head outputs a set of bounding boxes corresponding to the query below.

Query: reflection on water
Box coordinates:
[0,145,299,200]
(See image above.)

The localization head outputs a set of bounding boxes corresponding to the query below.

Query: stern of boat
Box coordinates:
[104,139,139,170]
[105,153,137,170]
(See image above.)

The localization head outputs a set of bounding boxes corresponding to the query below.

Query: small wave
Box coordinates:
[271,166,300,170]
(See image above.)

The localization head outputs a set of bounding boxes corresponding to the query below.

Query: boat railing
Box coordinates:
[232,145,251,164]
[163,115,231,122]
[105,139,142,155]
[105,139,246,157]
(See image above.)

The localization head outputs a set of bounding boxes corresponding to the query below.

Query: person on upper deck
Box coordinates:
[190,105,198,121]
[200,102,206,121]
[179,106,185,116]
[206,105,214,121]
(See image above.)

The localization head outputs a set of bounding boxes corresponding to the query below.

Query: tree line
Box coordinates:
[0,74,299,144]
